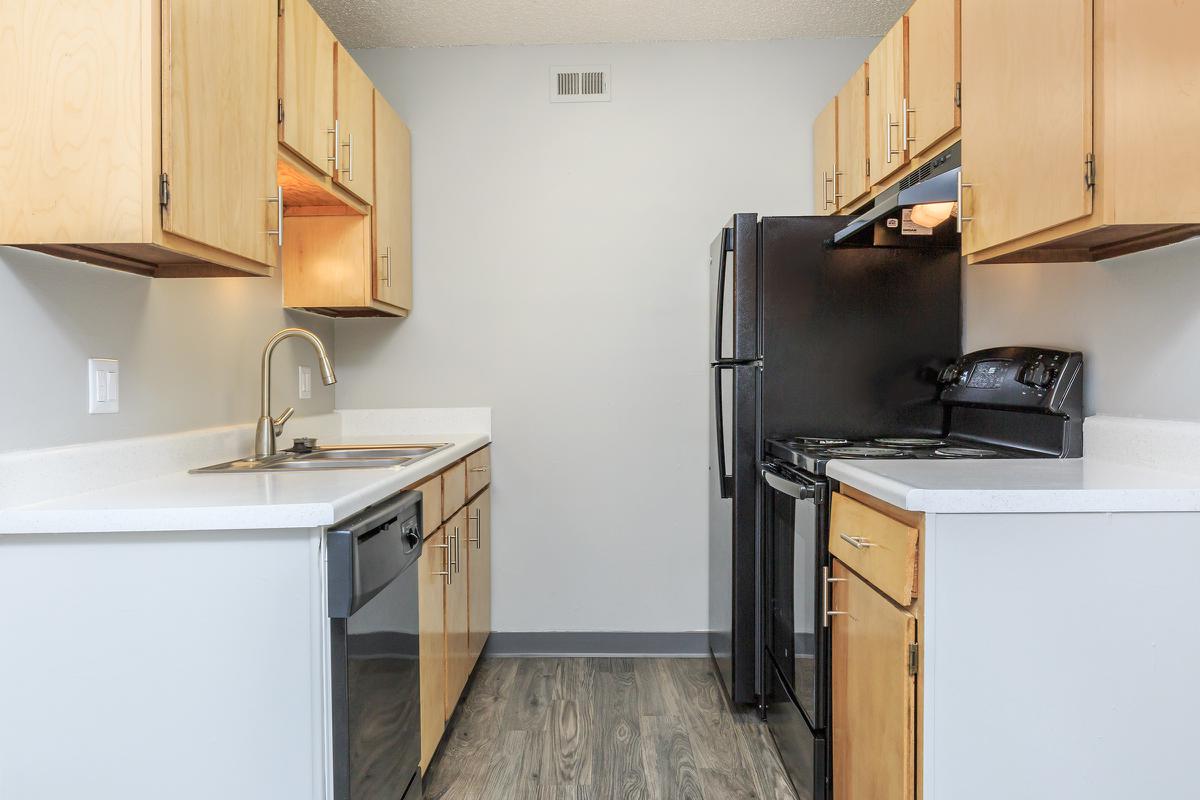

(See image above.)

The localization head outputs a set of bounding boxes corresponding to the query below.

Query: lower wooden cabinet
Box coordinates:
[466,487,492,667]
[418,525,449,770]
[414,447,493,770]
[830,559,918,800]
[443,506,471,713]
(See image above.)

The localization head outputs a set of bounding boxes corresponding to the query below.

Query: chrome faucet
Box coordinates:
[255,328,337,458]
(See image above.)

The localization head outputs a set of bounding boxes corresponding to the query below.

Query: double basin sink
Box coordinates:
[191,443,452,474]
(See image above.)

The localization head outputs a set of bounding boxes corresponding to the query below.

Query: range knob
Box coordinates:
[1020,362,1055,389]
[937,363,961,385]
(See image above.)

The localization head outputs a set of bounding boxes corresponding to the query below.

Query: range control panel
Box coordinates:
[938,347,1083,413]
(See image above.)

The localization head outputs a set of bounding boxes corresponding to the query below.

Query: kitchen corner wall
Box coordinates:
[0,248,335,453]
[338,38,876,635]
[964,236,1200,421]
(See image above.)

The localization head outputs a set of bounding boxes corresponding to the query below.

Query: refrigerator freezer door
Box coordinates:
[710,214,760,364]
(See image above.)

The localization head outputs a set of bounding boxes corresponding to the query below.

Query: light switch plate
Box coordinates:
[298,366,312,400]
[88,358,120,414]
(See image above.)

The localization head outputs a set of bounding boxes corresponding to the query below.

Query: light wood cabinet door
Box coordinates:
[960,0,1093,256]
[836,64,870,210]
[442,461,467,521]
[466,488,492,669]
[372,92,413,312]
[812,97,839,215]
[333,45,375,205]
[418,526,449,770]
[905,0,959,159]
[414,475,443,539]
[830,560,917,800]
[280,0,336,176]
[161,0,278,268]
[444,507,471,715]
[868,20,908,187]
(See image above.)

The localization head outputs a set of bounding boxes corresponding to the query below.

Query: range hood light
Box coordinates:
[909,201,958,229]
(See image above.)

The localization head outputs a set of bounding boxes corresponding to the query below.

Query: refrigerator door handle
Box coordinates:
[713,226,734,362]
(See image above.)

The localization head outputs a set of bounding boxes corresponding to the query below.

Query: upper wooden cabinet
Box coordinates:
[373,92,414,313]
[962,0,1200,264]
[0,0,279,277]
[905,0,960,159]
[868,20,909,187]
[836,64,871,211]
[812,98,839,215]
[280,0,336,177]
[333,46,376,205]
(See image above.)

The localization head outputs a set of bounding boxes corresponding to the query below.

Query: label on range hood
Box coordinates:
[900,209,933,236]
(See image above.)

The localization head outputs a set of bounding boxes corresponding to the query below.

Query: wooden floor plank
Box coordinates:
[640,715,705,800]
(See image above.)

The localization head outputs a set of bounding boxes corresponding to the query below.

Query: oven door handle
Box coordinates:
[761,467,816,501]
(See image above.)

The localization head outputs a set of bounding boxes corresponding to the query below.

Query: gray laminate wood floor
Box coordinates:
[423,657,800,800]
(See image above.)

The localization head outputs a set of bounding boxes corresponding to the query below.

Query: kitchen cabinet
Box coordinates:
[279,0,336,177]
[836,64,870,211]
[466,487,492,668]
[418,524,449,771]
[442,461,467,520]
[1,0,278,277]
[829,559,917,800]
[905,0,959,159]
[465,445,492,499]
[868,20,909,187]
[961,0,1200,264]
[333,46,376,206]
[443,506,471,715]
[372,92,414,312]
[812,97,839,215]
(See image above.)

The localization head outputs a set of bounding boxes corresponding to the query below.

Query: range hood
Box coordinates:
[832,142,961,247]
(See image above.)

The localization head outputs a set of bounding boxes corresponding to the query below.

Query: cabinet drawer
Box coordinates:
[829,493,919,606]
[442,461,467,520]
[413,475,442,539]
[466,446,491,498]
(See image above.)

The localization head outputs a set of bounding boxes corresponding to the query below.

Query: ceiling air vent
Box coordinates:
[550,66,611,103]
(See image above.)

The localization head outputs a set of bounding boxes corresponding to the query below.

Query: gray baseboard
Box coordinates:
[482,631,710,658]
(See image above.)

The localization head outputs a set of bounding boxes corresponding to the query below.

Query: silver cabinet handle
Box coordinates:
[266,185,283,246]
[839,533,877,549]
[327,120,340,171]
[886,111,901,162]
[469,511,482,548]
[380,246,391,287]
[823,566,848,626]
[957,170,974,232]
[834,170,845,203]
[903,97,917,146]
[432,540,451,584]
[340,131,354,182]
[469,466,489,473]
[822,170,832,209]
[453,525,462,573]
[446,530,457,579]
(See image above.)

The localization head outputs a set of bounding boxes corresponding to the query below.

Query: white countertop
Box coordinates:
[0,432,489,534]
[827,456,1200,513]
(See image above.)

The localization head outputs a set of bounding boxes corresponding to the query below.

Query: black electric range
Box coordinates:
[760,346,1084,800]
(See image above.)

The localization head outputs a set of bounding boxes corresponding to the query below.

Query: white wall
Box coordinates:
[963,236,1200,421]
[339,38,876,633]
[0,248,336,453]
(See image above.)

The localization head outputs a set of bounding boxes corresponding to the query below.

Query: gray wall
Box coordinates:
[0,248,336,453]
[963,236,1200,421]
[338,38,877,633]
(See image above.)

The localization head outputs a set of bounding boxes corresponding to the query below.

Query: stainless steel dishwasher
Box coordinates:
[327,491,423,800]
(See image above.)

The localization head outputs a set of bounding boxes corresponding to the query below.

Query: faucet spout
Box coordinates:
[256,328,337,458]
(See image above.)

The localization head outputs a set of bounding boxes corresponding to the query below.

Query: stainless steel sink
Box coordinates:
[191,442,452,474]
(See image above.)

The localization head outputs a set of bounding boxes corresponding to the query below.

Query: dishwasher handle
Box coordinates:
[327,490,423,619]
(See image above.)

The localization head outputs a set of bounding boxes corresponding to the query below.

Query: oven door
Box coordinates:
[762,462,829,730]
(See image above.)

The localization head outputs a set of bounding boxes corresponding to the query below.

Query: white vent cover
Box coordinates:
[550,66,611,103]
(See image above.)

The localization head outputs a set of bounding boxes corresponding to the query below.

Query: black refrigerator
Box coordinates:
[707,214,961,705]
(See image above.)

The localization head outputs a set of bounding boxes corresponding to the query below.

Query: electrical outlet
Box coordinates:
[88,358,120,414]
[298,365,312,400]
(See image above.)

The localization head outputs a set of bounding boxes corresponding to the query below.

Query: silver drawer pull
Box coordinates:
[469,466,489,473]
[822,566,848,626]
[839,533,877,549]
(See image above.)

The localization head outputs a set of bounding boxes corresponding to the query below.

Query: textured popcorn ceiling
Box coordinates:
[311,0,912,48]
